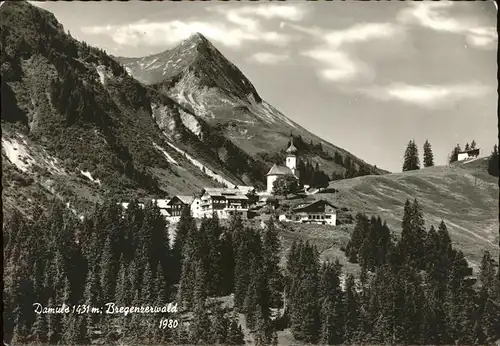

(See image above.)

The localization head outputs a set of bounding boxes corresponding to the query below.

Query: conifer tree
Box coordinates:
[141,261,156,306]
[100,235,116,303]
[344,274,360,344]
[212,304,229,344]
[262,217,283,307]
[172,207,196,283]
[227,317,245,345]
[487,144,499,177]
[477,251,500,342]
[32,312,49,344]
[423,139,434,167]
[449,144,461,163]
[189,299,212,344]
[402,140,420,171]
[397,199,426,269]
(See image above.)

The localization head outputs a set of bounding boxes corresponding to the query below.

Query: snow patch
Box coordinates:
[179,110,202,136]
[2,137,36,172]
[165,138,236,187]
[152,142,178,165]
[95,65,114,85]
[80,170,101,185]
[125,67,133,77]
[144,57,159,70]
[151,103,177,132]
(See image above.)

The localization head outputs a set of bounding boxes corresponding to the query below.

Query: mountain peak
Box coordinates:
[188,32,208,42]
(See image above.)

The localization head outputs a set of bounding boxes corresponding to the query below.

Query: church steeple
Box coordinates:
[286,137,298,174]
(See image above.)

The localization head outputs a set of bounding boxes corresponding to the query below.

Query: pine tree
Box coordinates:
[449,144,461,163]
[227,317,245,345]
[32,312,49,344]
[423,139,434,167]
[464,142,470,151]
[100,235,116,303]
[402,140,420,171]
[487,144,499,177]
[344,274,360,344]
[262,217,282,307]
[189,299,212,344]
[172,207,196,283]
[212,304,229,344]
[477,251,500,342]
[470,140,477,150]
[397,199,426,269]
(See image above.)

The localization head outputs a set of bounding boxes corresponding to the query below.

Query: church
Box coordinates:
[266,140,300,193]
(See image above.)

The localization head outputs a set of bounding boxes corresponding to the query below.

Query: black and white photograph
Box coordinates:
[1,0,499,345]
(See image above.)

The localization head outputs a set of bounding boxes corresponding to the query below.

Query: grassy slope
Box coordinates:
[314,157,499,269]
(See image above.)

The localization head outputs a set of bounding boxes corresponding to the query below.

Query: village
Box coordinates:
[118,140,484,227]
[120,140,339,226]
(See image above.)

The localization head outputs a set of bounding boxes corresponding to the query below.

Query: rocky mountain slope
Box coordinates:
[1,1,383,218]
[116,34,387,177]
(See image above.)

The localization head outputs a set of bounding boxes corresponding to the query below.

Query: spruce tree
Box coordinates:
[449,144,461,163]
[487,144,499,177]
[423,139,434,167]
[402,140,420,171]
[212,304,229,344]
[344,274,360,344]
[227,317,245,345]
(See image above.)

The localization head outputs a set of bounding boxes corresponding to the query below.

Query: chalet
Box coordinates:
[152,199,171,217]
[167,195,195,219]
[279,199,337,225]
[457,148,480,161]
[200,188,249,219]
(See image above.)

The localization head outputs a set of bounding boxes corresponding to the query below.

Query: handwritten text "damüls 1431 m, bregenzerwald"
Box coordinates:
[33,302,178,316]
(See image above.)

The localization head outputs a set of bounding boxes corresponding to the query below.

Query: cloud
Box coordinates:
[301,50,359,81]
[210,3,310,24]
[362,83,492,108]
[398,2,497,49]
[250,52,289,65]
[81,3,309,49]
[296,22,401,82]
[82,20,292,48]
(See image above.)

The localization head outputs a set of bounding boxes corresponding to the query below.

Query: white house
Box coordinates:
[199,188,249,219]
[266,140,300,193]
[457,148,480,161]
[279,199,337,226]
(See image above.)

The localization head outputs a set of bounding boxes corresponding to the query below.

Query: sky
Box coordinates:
[31,0,498,172]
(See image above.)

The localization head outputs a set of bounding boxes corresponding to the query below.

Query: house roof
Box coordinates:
[226,195,249,200]
[203,188,247,199]
[236,185,255,194]
[458,148,480,154]
[168,195,195,205]
[293,199,337,213]
[153,199,171,209]
[266,164,293,176]
[286,141,298,154]
[177,195,195,205]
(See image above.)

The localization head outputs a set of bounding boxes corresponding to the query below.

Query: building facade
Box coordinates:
[200,188,249,219]
[266,140,300,193]
[457,148,480,161]
[279,199,337,226]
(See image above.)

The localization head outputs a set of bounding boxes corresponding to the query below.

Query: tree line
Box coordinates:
[449,140,478,164]
[4,196,499,345]
[402,139,434,171]
[341,199,500,344]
